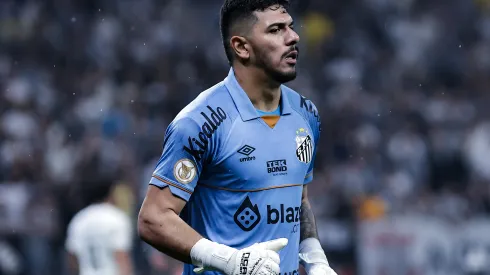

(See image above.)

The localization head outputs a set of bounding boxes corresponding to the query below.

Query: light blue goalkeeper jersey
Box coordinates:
[149,68,321,275]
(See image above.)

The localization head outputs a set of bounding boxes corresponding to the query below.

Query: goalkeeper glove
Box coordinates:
[299,238,337,275]
[191,238,288,275]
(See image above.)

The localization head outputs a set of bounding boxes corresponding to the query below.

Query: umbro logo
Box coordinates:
[237,145,256,162]
[238,145,255,156]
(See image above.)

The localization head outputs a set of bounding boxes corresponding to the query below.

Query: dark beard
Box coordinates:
[265,64,297,83]
[255,48,297,84]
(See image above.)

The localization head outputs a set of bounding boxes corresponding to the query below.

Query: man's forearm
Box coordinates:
[138,208,203,264]
[300,198,319,242]
[299,197,335,274]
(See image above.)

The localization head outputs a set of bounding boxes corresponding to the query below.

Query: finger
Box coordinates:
[266,260,280,275]
[265,250,280,264]
[257,238,288,252]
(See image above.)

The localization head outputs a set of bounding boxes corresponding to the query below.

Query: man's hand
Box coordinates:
[299,238,337,275]
[193,238,288,275]
[303,263,338,275]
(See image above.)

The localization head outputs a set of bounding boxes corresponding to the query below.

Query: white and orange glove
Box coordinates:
[299,238,337,275]
[191,238,288,275]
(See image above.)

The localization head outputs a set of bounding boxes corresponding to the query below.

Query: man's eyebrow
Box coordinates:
[267,20,294,28]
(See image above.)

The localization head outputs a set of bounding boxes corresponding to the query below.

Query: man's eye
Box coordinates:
[270,28,279,33]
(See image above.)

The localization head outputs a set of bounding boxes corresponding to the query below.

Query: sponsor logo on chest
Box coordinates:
[237,145,256,162]
[234,196,301,234]
[266,159,288,176]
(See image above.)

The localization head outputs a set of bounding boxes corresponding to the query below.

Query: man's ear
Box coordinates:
[230,36,250,60]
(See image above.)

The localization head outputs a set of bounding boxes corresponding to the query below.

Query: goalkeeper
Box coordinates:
[138,1,337,275]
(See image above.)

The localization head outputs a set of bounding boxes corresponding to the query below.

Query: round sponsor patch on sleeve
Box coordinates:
[173,159,197,184]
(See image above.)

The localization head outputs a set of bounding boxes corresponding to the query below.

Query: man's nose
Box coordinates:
[286,28,300,45]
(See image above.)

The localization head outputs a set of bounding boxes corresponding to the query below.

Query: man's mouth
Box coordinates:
[284,50,298,64]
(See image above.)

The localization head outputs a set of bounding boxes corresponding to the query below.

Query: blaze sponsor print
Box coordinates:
[267,204,300,225]
[234,196,261,231]
[183,105,227,161]
[267,203,301,234]
[234,197,300,234]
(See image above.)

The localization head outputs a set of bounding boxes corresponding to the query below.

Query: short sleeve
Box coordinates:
[303,146,316,184]
[150,118,208,201]
[111,215,132,250]
[304,104,321,185]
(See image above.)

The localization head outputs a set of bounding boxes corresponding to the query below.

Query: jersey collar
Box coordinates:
[224,67,293,122]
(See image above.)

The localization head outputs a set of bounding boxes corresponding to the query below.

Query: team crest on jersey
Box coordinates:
[173,159,196,184]
[295,128,313,163]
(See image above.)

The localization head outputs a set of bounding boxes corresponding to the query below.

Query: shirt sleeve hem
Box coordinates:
[303,170,313,184]
[149,175,193,201]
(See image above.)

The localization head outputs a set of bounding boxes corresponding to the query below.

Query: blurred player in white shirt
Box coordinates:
[65,178,134,275]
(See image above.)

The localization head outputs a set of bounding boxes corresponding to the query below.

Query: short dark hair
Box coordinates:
[81,177,115,206]
[220,0,290,64]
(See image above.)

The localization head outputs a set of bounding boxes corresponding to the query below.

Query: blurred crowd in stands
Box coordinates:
[1,0,490,274]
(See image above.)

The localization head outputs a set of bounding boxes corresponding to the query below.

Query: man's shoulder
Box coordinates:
[282,85,321,127]
[170,82,237,133]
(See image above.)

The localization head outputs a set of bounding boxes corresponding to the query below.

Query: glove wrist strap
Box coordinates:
[190,238,237,272]
[299,238,329,272]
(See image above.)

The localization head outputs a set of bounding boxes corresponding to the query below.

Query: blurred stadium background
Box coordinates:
[2,0,490,274]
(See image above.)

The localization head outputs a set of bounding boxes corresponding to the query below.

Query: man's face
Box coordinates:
[248,5,299,83]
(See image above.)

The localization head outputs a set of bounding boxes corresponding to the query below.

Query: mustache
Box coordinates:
[283,46,299,58]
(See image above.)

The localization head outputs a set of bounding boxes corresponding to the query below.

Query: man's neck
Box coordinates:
[233,64,281,112]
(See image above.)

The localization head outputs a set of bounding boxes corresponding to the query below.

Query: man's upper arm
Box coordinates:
[149,117,209,202]
[302,98,321,185]
[302,185,309,203]
[141,185,187,218]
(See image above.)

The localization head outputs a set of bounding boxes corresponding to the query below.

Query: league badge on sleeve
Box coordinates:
[173,159,197,184]
[295,128,313,164]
